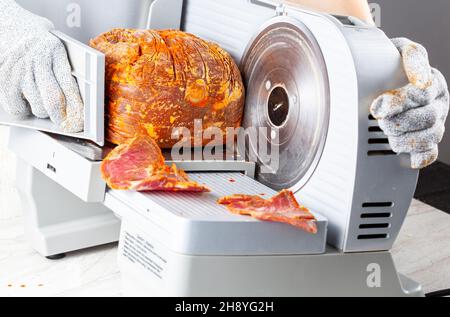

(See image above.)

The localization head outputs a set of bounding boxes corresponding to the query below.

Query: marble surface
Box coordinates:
[0,217,120,297]
[392,200,450,293]
[1,127,450,297]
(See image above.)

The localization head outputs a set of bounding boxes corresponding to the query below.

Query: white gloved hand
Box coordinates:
[371,38,450,169]
[0,0,84,133]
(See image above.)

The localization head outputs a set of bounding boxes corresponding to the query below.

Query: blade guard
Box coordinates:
[0,31,106,146]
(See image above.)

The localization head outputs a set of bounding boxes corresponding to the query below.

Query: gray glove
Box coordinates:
[371,38,450,169]
[0,0,84,133]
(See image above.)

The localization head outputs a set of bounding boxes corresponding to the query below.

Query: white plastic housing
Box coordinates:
[16,0,183,44]
[8,128,106,202]
[14,159,120,257]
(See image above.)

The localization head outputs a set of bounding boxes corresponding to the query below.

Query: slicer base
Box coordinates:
[15,160,120,257]
[119,245,423,297]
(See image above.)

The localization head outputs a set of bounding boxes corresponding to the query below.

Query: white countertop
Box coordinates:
[1,126,450,297]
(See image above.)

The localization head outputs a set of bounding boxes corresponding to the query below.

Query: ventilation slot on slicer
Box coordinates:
[368,126,383,133]
[362,202,393,208]
[358,202,393,240]
[357,234,388,240]
[359,223,390,229]
[368,150,396,156]
[367,116,396,156]
[368,138,389,145]
[361,212,392,219]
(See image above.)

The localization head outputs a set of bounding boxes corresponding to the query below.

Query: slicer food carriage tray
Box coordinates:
[105,172,328,256]
[8,128,256,203]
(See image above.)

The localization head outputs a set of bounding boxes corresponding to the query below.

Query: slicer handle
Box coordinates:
[146,0,184,30]
[250,0,279,9]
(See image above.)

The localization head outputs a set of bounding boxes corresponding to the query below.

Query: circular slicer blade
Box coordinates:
[240,16,330,192]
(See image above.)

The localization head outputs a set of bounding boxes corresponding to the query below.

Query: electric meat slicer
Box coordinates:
[4,0,422,296]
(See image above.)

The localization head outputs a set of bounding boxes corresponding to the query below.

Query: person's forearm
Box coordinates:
[283,0,375,25]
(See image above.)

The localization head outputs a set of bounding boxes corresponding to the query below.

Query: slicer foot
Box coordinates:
[46,253,66,260]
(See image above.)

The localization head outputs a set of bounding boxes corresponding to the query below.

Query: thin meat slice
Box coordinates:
[101,136,209,192]
[218,190,317,234]
[131,164,209,192]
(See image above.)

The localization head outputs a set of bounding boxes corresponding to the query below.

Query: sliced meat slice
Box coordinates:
[131,164,210,192]
[101,136,209,192]
[218,190,317,234]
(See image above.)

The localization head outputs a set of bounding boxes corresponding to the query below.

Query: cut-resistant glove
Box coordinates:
[371,38,450,169]
[0,0,84,133]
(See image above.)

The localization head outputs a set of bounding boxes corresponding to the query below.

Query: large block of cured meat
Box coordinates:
[91,29,245,148]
